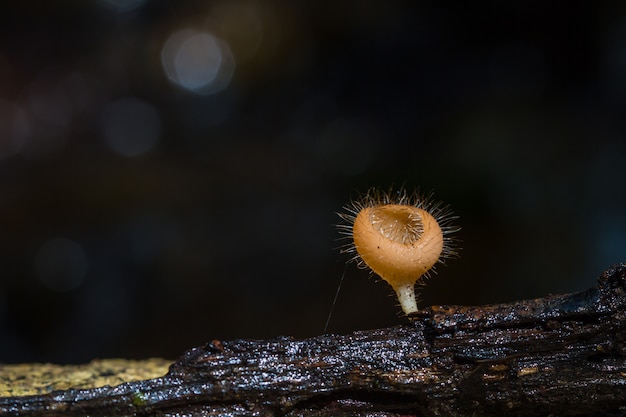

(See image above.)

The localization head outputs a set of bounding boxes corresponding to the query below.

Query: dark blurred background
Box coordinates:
[0,1,625,364]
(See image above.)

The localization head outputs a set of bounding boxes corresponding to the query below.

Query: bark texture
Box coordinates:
[2,263,626,416]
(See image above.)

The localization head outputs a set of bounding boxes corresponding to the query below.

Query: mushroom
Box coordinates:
[338,188,459,315]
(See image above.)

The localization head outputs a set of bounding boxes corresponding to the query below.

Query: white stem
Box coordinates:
[394,283,418,315]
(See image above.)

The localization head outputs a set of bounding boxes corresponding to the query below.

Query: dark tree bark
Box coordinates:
[2,264,626,416]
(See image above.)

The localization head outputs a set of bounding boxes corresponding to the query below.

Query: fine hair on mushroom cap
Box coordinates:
[337,187,460,315]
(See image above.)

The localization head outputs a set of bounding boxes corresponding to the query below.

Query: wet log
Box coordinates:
[2,264,626,416]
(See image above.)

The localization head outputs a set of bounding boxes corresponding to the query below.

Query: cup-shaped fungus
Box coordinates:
[338,188,458,315]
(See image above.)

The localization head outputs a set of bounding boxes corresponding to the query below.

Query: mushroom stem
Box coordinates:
[394,282,418,315]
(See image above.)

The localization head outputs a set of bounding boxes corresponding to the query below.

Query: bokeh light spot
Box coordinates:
[35,238,88,292]
[161,29,235,95]
[99,97,161,157]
